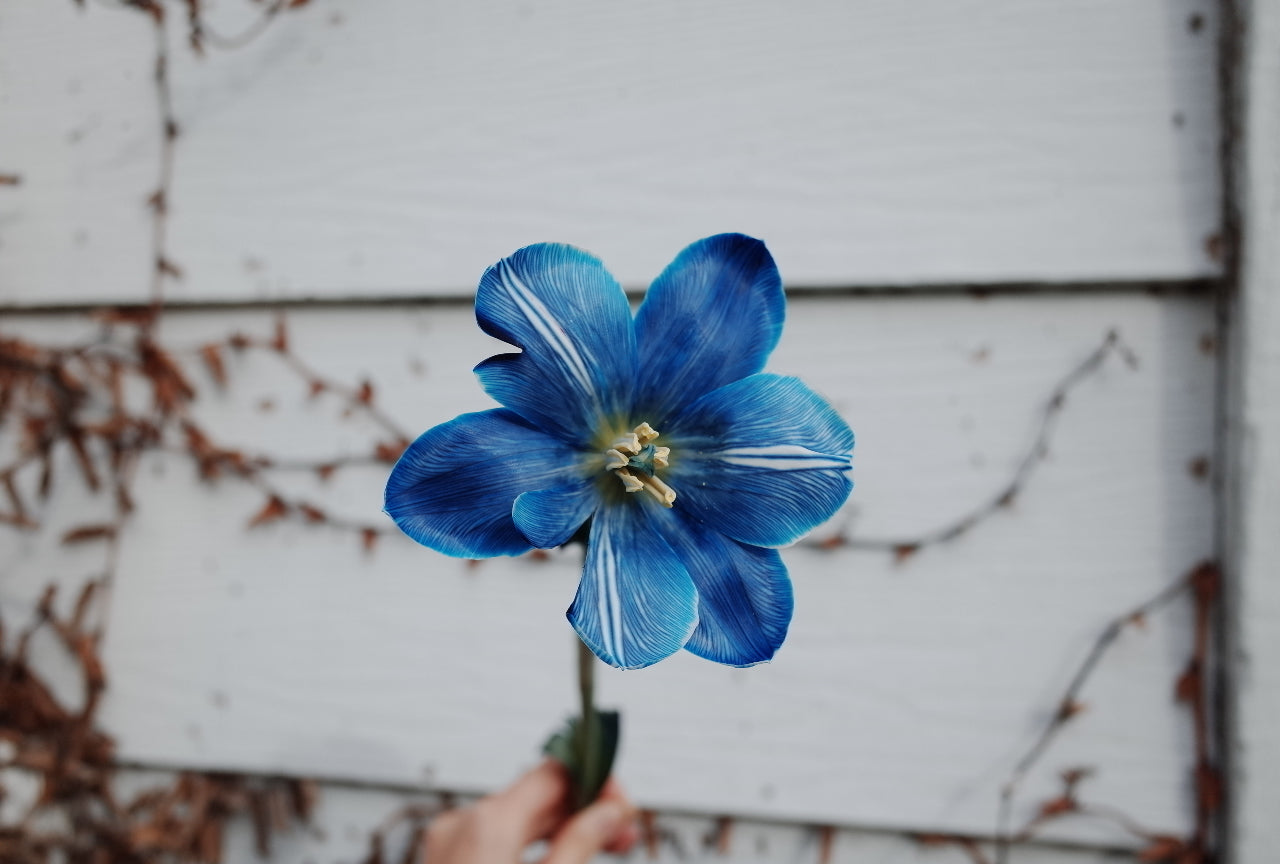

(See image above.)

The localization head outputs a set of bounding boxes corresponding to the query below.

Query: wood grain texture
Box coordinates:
[0,0,1221,306]
[1225,2,1280,862]
[0,293,1207,844]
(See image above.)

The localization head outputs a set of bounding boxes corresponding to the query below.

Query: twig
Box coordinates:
[813,330,1137,560]
[226,327,413,442]
[148,10,178,306]
[189,0,288,52]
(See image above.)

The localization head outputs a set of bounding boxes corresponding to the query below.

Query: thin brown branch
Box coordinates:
[191,0,288,51]
[227,328,413,442]
[813,330,1137,558]
[148,12,177,307]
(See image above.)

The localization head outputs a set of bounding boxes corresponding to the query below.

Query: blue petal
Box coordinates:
[632,234,785,424]
[567,502,698,669]
[384,409,582,558]
[474,244,636,445]
[665,374,853,547]
[513,483,596,548]
[651,508,793,667]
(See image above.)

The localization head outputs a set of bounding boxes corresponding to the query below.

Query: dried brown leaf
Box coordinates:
[288,778,319,822]
[200,344,227,387]
[1175,661,1200,703]
[272,316,289,352]
[3,471,26,520]
[299,503,326,524]
[816,825,835,864]
[1138,836,1186,862]
[1196,762,1222,813]
[248,495,289,528]
[250,788,272,857]
[1190,561,1220,604]
[126,0,165,23]
[67,425,101,491]
[92,305,159,327]
[62,524,118,545]
[1056,699,1087,722]
[374,439,409,463]
[1036,795,1077,819]
[156,257,184,279]
[116,481,135,515]
[71,581,98,632]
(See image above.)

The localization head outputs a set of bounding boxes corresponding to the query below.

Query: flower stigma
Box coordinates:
[604,422,676,507]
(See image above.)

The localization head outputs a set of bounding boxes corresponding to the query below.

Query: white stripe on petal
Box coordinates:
[498,261,597,403]
[608,542,624,667]
[595,528,617,663]
[719,444,851,471]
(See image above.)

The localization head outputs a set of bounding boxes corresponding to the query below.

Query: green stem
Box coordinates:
[575,635,597,811]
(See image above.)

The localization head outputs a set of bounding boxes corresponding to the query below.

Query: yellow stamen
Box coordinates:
[605,422,677,507]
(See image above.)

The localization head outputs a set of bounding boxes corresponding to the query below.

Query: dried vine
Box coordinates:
[812,329,1139,561]
[988,562,1222,864]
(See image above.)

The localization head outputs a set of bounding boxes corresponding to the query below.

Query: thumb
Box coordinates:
[540,799,631,864]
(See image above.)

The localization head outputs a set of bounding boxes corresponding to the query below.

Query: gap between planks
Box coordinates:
[0,278,1219,317]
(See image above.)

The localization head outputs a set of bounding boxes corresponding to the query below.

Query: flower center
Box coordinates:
[604,422,676,508]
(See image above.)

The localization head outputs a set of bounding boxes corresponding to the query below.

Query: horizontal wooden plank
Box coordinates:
[0,0,1221,306]
[100,770,1137,864]
[0,292,1218,843]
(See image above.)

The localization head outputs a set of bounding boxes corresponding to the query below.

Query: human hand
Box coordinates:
[423,759,639,864]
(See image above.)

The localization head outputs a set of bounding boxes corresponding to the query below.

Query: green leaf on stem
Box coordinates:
[543,710,620,810]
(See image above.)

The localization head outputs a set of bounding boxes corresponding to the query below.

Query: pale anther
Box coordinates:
[616,468,645,493]
[610,432,641,455]
[652,446,670,468]
[634,422,659,445]
[604,449,629,471]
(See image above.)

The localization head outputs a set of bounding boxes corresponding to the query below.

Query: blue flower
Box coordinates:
[385,235,853,670]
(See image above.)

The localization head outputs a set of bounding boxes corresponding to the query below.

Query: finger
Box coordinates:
[541,799,634,864]
[485,759,572,845]
[591,779,639,854]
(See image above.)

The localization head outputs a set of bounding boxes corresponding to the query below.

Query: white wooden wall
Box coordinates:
[2,1,1255,862]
